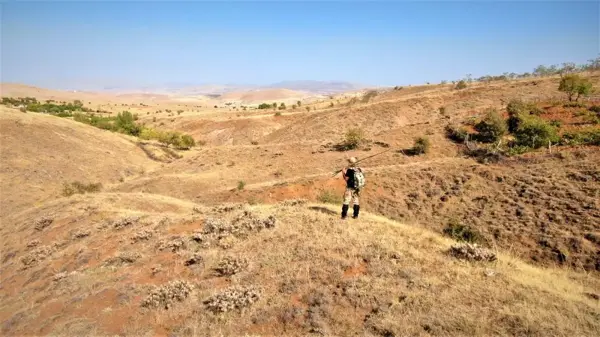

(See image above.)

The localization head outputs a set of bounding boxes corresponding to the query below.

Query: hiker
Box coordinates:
[341,157,364,219]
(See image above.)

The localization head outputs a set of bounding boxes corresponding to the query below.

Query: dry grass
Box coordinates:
[1,73,600,336]
[1,195,597,336]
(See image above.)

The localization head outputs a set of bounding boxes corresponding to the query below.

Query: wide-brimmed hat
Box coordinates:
[348,157,357,165]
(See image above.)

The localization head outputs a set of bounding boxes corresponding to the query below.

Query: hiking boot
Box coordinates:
[341,204,349,219]
[352,205,360,219]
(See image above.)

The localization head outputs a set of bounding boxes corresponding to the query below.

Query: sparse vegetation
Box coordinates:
[237,181,246,190]
[317,190,343,204]
[561,128,600,146]
[455,80,467,90]
[141,280,194,309]
[449,243,497,262]
[443,219,483,243]
[62,181,102,197]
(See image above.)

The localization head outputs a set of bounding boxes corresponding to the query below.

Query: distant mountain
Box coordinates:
[267,80,368,94]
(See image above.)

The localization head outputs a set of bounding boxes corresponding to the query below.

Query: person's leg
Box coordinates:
[352,189,360,218]
[341,188,351,219]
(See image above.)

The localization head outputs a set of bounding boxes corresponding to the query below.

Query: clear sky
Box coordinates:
[1,1,598,89]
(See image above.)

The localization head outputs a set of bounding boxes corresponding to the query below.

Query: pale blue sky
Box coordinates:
[1,1,598,89]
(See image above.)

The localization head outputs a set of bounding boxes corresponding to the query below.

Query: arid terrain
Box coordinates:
[1,73,599,336]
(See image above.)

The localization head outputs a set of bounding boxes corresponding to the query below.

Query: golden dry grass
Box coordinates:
[1,195,599,336]
[1,74,600,336]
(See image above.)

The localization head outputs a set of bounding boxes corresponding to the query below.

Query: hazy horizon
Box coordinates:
[2,1,598,90]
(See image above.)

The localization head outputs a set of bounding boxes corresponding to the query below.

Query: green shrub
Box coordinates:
[513,115,559,148]
[564,102,586,108]
[589,105,600,114]
[549,120,562,128]
[177,135,196,150]
[474,109,507,143]
[237,181,246,190]
[444,124,469,143]
[317,190,342,204]
[337,128,365,150]
[506,99,527,116]
[274,111,282,117]
[455,80,467,90]
[411,136,431,155]
[561,129,600,146]
[443,219,483,243]
[505,145,532,156]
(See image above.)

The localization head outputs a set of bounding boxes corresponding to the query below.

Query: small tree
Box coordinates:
[278,102,286,110]
[306,107,310,112]
[559,74,593,101]
[474,109,507,143]
[297,100,301,107]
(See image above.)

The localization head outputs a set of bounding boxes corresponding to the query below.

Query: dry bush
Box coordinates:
[157,236,186,252]
[212,203,244,213]
[112,216,140,230]
[449,243,497,262]
[34,216,53,231]
[26,240,40,249]
[204,285,262,313]
[184,253,204,267]
[62,181,102,197]
[71,229,91,239]
[21,245,55,268]
[104,251,142,266]
[130,228,154,243]
[214,256,249,276]
[141,280,195,309]
[192,211,276,248]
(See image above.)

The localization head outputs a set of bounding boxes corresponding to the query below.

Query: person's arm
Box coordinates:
[342,167,348,181]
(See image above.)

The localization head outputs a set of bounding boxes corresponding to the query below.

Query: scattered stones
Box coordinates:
[449,243,497,262]
[204,285,262,313]
[214,256,248,276]
[113,216,140,230]
[158,236,186,252]
[71,229,91,239]
[131,228,154,243]
[141,280,195,309]
[20,245,55,268]
[34,217,53,231]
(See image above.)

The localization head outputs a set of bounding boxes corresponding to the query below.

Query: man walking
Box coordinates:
[341,157,363,220]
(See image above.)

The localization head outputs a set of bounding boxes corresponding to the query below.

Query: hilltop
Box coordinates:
[1,69,599,336]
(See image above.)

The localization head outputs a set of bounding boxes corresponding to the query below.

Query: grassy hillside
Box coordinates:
[1,195,598,336]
